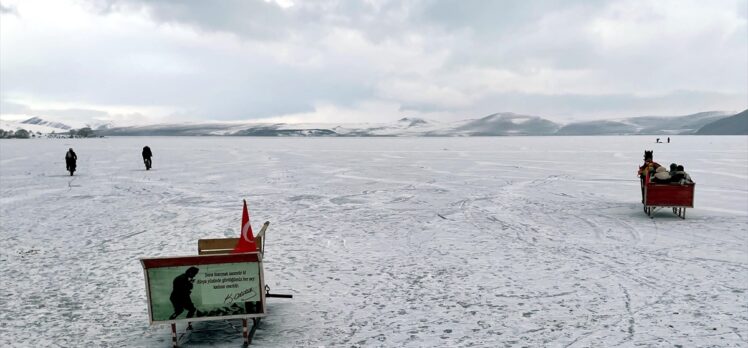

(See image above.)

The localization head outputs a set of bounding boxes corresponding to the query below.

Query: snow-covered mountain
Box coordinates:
[93,113,563,137]
[452,113,560,136]
[557,111,732,135]
[695,109,748,135]
[19,116,72,130]
[0,117,73,135]
[2,111,742,137]
[330,117,450,136]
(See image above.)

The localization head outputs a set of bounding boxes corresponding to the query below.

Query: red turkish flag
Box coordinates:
[233,200,258,253]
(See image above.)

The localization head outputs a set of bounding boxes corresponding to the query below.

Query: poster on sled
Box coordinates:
[140,253,266,324]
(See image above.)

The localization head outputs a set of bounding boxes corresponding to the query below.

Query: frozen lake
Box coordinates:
[1,136,747,347]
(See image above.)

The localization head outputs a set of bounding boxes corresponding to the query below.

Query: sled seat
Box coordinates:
[198,238,240,255]
[198,221,269,255]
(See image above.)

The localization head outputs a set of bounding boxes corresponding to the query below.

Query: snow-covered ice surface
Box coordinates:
[1,136,747,347]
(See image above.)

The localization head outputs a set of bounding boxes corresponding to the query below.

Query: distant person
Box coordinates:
[169,267,199,320]
[142,146,153,170]
[667,137,670,143]
[65,148,77,176]
[656,138,661,143]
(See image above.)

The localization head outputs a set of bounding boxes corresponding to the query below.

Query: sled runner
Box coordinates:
[641,175,694,219]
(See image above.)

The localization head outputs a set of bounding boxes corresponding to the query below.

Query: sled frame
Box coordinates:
[170,317,261,347]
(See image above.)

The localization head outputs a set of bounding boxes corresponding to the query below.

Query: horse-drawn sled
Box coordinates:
[638,150,695,219]
[641,175,695,218]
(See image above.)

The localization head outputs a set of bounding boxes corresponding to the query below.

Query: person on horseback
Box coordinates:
[637,150,660,179]
[638,150,660,202]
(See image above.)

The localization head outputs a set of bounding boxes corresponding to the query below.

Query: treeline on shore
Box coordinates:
[0,127,97,139]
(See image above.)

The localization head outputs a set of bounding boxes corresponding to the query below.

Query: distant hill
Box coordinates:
[452,113,560,136]
[696,109,748,135]
[556,121,637,135]
[558,111,730,135]
[625,111,730,134]
[232,126,337,136]
[70,112,562,137]
[94,123,232,136]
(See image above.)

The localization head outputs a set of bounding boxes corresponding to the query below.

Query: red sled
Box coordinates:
[641,175,695,219]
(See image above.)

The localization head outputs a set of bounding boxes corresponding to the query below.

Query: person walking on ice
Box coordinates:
[142,145,153,170]
[65,148,77,176]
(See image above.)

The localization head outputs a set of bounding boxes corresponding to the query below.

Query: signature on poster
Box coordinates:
[224,287,257,304]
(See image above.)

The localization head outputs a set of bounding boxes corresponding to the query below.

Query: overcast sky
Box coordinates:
[1,0,746,125]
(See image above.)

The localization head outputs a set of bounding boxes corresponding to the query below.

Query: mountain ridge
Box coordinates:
[1,110,744,136]
[695,110,748,135]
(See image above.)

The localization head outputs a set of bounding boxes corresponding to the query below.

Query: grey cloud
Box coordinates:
[416,0,599,36]
[34,108,110,120]
[0,100,30,113]
[98,0,321,42]
[1,0,745,123]
[105,0,289,40]
[0,100,119,126]
[0,101,110,120]
[96,0,421,47]
[2,57,373,120]
[91,0,609,76]
[409,1,607,68]
[0,3,18,15]
[92,0,747,76]
[1,13,375,121]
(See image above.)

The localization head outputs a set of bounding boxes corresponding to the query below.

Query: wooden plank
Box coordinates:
[198,238,240,255]
[141,252,260,268]
[255,222,269,255]
[198,248,236,255]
